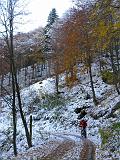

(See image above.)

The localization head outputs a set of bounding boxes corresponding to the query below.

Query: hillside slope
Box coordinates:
[0,62,120,160]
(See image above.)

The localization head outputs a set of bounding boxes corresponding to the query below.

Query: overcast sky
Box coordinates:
[19,0,73,33]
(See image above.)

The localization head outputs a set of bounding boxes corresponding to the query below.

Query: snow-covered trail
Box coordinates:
[80,139,96,160]
[40,137,96,160]
[40,139,76,160]
[13,133,80,160]
[13,132,96,160]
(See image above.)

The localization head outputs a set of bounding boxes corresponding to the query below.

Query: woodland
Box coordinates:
[0,0,120,159]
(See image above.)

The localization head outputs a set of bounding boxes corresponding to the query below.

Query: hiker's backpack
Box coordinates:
[79,120,87,128]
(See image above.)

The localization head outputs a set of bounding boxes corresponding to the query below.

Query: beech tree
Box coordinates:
[50,20,65,93]
[75,6,98,104]
[51,10,81,89]
[52,6,98,103]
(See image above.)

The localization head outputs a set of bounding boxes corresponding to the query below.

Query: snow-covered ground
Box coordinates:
[0,62,120,159]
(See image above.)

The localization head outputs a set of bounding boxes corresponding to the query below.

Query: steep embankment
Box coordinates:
[0,62,119,159]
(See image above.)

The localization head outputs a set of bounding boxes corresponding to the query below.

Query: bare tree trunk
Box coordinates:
[35,64,38,79]
[1,74,4,93]
[0,0,33,154]
[10,40,32,149]
[109,43,120,94]
[48,59,51,77]
[35,64,38,78]
[55,74,59,94]
[10,65,17,156]
[86,34,97,105]
[24,66,27,86]
[8,0,32,147]
[115,39,120,87]
[88,62,97,105]
[10,48,32,148]
[32,64,35,79]
[115,39,120,71]
[98,56,102,72]
[98,49,103,72]
[41,63,44,76]
[15,78,32,147]
[0,58,4,93]
[9,72,11,86]
[17,68,19,84]
[29,115,32,145]
[70,66,74,78]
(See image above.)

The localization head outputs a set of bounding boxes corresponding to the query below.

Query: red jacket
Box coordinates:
[79,120,87,128]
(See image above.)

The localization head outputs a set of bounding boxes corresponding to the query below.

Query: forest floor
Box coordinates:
[1,63,119,160]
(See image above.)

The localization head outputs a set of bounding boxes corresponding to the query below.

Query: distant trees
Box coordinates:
[13,29,44,85]
[0,28,44,87]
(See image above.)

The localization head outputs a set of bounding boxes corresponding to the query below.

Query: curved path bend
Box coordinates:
[14,133,96,160]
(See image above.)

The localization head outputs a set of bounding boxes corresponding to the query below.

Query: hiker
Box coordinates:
[79,119,87,138]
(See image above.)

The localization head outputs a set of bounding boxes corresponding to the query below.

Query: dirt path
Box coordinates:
[80,139,96,160]
[14,134,96,160]
[40,138,96,160]
[14,140,63,160]
[40,140,75,160]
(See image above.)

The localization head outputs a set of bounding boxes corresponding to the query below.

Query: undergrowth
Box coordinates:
[39,93,67,109]
[99,122,120,146]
